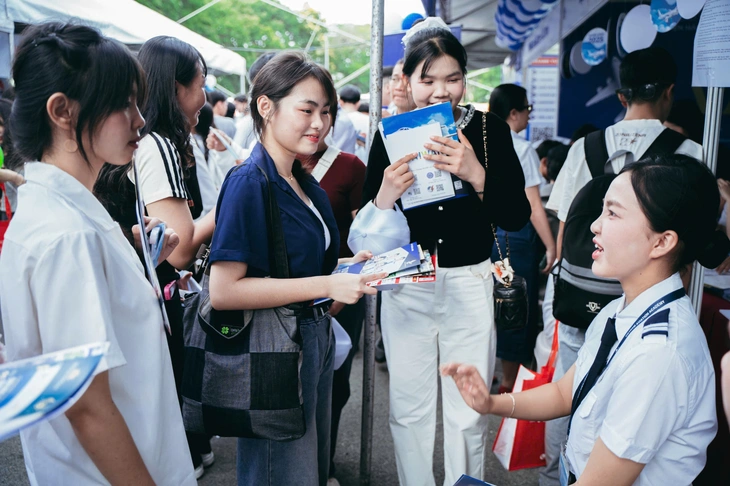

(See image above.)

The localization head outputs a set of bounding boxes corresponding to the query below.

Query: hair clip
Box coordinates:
[401,17,450,47]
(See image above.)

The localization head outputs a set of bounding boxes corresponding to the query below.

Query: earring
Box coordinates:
[63,138,78,153]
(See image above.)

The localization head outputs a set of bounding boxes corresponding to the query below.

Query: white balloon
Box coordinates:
[570,42,592,75]
[677,0,707,19]
[620,5,658,53]
[205,74,218,89]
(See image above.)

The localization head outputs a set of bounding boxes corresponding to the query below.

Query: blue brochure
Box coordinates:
[379,102,470,210]
[0,342,109,442]
[452,474,497,486]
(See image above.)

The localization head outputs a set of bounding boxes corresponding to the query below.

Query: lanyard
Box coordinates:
[568,287,685,435]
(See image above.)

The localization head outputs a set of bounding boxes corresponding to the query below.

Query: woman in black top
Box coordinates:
[350,22,530,485]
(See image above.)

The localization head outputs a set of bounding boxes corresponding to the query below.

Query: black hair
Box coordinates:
[0,99,15,167]
[357,102,369,114]
[250,51,337,140]
[546,145,570,182]
[536,139,563,160]
[570,123,598,144]
[488,84,527,122]
[207,90,226,106]
[1,86,14,101]
[250,51,337,179]
[339,84,361,104]
[618,47,677,105]
[620,154,730,270]
[234,93,248,103]
[248,52,277,86]
[138,36,206,170]
[666,99,704,144]
[402,28,467,80]
[194,102,215,160]
[226,101,236,118]
[9,22,146,169]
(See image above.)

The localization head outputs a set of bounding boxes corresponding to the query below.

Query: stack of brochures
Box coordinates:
[379,101,470,210]
[333,242,436,290]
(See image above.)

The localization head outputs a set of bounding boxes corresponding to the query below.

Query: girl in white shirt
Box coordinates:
[443,154,726,485]
[0,22,195,485]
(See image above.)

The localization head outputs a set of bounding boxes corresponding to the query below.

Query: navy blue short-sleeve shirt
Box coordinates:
[210,143,339,279]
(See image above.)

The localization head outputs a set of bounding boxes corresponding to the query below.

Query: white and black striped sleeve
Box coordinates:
[133,132,190,204]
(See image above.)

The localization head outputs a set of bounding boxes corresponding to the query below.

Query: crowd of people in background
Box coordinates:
[1,15,730,486]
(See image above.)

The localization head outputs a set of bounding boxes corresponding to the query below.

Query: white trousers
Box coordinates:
[381,258,496,486]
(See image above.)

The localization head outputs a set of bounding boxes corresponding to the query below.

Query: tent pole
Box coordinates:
[689,87,725,318]
[360,0,384,485]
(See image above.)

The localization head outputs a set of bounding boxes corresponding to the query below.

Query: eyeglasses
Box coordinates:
[520,104,533,113]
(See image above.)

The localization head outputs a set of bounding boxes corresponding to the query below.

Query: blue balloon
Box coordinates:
[402,13,425,31]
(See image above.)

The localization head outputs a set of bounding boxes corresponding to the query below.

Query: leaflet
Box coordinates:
[333,242,422,277]
[379,102,469,210]
[0,342,109,442]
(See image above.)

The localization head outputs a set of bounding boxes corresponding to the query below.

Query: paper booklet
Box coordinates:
[333,243,436,291]
[0,342,109,442]
[379,102,470,210]
[452,474,496,486]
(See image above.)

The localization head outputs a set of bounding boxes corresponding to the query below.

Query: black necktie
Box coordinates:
[568,317,618,436]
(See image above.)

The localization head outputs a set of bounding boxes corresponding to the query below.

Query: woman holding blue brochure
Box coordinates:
[350,18,531,486]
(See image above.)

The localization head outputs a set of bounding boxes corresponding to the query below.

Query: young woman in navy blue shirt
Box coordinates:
[207,52,382,486]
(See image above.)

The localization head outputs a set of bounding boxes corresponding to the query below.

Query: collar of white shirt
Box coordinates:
[612,273,683,340]
[24,162,118,231]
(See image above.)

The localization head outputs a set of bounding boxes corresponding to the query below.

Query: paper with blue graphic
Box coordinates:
[581,28,607,66]
[379,102,469,210]
[651,0,681,33]
[0,342,108,442]
[333,242,422,276]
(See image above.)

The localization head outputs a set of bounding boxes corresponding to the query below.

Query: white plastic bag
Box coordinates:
[0,333,6,364]
[347,200,411,255]
[331,318,352,370]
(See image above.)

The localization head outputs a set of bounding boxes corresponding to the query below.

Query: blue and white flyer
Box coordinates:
[0,342,109,442]
[379,102,469,210]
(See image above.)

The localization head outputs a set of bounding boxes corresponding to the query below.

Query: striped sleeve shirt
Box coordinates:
[132,132,192,204]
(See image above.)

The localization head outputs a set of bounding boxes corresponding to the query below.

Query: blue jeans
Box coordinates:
[491,223,540,363]
[237,313,335,486]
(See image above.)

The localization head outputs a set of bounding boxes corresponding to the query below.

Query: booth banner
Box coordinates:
[521,1,562,67]
[526,56,560,142]
[561,0,609,38]
[692,0,730,87]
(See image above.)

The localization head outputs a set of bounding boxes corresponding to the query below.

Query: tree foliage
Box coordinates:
[135,0,372,94]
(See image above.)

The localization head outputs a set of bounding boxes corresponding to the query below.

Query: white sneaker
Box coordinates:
[201,451,215,468]
[327,478,341,486]
[194,463,205,479]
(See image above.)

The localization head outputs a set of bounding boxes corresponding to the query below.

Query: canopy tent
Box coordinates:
[5,0,246,80]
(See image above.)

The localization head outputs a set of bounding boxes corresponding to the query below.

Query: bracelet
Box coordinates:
[475,190,484,195]
[507,393,516,417]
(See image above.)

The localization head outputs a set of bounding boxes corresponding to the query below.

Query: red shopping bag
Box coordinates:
[492,320,560,471]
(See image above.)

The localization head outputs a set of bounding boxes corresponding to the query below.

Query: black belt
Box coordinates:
[299,302,331,320]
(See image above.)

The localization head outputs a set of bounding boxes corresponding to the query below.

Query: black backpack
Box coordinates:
[552,128,687,329]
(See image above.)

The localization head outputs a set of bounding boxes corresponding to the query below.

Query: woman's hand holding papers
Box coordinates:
[423,129,485,193]
[374,153,417,210]
[325,272,388,305]
[132,216,180,267]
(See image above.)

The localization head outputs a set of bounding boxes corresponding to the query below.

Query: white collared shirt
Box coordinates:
[0,163,195,486]
[510,130,542,189]
[567,273,717,485]
[547,119,703,221]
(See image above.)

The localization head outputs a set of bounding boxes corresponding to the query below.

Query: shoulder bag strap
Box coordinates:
[640,128,687,160]
[584,130,609,179]
[310,146,341,183]
[482,113,513,280]
[254,165,290,279]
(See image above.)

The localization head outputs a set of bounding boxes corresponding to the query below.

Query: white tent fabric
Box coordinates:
[494,0,559,51]
[6,0,246,76]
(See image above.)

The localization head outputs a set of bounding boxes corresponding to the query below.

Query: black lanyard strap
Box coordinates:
[567,287,685,437]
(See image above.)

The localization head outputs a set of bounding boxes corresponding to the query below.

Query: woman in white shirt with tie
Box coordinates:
[442,154,725,485]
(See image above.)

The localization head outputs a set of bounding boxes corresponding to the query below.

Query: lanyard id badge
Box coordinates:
[131,154,171,335]
[559,445,577,486]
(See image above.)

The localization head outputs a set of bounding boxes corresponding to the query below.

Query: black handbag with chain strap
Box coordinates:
[482,112,529,331]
